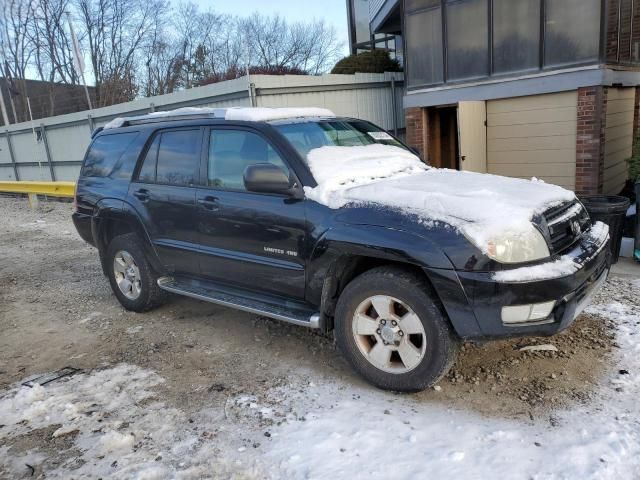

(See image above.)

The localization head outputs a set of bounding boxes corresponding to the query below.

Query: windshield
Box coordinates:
[274,120,408,160]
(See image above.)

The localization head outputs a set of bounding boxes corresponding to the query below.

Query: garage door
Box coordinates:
[603,88,634,194]
[486,92,578,190]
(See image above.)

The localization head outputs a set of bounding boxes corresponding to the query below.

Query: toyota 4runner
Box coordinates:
[73,107,610,392]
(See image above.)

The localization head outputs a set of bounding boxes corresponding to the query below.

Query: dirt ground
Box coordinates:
[0,196,631,478]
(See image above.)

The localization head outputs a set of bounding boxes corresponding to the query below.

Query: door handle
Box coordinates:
[197,196,219,210]
[133,189,150,202]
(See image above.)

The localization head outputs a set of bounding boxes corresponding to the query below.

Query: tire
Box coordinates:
[334,266,458,392]
[105,233,165,312]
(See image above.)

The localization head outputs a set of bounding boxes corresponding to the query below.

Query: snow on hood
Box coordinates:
[104,107,336,129]
[304,144,576,248]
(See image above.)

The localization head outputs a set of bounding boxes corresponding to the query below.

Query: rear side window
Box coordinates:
[83,132,139,177]
[136,129,201,186]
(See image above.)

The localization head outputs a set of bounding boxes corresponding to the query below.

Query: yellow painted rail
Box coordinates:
[0,181,75,198]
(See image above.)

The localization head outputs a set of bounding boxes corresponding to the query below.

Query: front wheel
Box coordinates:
[334,267,458,392]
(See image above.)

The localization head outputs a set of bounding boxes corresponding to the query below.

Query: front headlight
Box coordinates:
[467,225,550,264]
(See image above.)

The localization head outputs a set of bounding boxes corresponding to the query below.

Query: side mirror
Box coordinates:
[243,163,296,196]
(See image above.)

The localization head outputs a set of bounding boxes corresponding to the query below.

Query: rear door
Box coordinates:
[195,127,307,299]
[128,127,204,275]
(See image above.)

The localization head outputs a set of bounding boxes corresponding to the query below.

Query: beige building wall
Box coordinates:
[486,91,578,190]
[603,87,634,194]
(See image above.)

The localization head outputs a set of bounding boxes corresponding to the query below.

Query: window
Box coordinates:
[492,0,540,74]
[406,3,443,86]
[544,0,600,67]
[137,136,159,183]
[446,0,489,81]
[276,120,407,159]
[154,129,200,186]
[82,132,138,178]
[208,130,289,191]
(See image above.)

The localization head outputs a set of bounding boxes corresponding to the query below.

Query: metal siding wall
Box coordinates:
[46,123,92,165]
[486,91,578,190]
[2,73,404,181]
[603,87,634,194]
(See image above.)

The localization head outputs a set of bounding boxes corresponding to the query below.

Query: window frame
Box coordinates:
[134,127,205,187]
[81,131,140,178]
[201,125,301,197]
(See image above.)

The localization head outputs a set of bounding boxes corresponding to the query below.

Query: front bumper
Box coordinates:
[449,224,611,339]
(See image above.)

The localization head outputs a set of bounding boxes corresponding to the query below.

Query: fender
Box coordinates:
[91,199,164,274]
[307,224,482,337]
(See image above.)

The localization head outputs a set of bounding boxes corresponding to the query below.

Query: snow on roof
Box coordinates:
[103,106,336,129]
[304,144,576,250]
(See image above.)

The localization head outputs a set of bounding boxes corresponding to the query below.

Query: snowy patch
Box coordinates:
[224,107,335,122]
[104,106,335,129]
[262,287,640,479]
[0,364,253,479]
[304,145,576,251]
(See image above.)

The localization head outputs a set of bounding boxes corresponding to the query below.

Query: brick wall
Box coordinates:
[575,86,607,195]
[405,107,427,160]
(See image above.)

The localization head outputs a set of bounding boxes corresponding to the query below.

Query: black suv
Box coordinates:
[73,108,610,392]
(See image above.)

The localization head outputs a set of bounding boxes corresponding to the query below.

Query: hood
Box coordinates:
[304,145,576,249]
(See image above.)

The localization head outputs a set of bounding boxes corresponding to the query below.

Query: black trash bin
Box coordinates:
[580,195,630,264]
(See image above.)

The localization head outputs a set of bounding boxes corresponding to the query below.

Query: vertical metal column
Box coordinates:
[40,124,56,181]
[5,130,19,181]
[87,114,95,133]
[391,77,398,136]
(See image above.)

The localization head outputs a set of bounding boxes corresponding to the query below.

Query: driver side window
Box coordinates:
[208,129,289,191]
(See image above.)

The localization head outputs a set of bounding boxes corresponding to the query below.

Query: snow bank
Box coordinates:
[104,106,335,129]
[304,144,576,249]
[493,221,609,282]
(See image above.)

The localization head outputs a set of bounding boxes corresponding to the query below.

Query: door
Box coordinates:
[128,128,204,275]
[195,127,307,298]
[457,101,487,173]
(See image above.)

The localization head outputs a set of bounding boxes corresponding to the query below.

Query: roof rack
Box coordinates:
[108,108,227,129]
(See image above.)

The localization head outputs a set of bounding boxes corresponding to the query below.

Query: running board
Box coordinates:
[157,276,320,329]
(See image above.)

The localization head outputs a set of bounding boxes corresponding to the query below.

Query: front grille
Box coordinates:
[543,201,591,255]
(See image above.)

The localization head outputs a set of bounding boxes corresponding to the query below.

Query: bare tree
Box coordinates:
[1,0,34,122]
[75,0,169,106]
[27,0,80,116]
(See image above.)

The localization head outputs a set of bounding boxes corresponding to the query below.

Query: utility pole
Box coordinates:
[0,81,9,126]
[67,12,92,110]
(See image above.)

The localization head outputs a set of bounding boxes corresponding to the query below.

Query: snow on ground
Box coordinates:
[2,281,639,479]
[304,145,576,251]
[262,293,640,480]
[0,365,256,479]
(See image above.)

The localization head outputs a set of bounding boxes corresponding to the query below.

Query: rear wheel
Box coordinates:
[106,233,165,312]
[335,267,458,392]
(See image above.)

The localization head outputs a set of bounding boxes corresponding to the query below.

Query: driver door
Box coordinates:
[195,127,307,299]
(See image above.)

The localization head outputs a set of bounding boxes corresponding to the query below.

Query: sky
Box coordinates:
[187,0,350,55]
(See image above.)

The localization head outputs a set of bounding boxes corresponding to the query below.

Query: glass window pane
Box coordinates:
[544,0,600,67]
[406,8,443,86]
[446,0,489,81]
[352,0,371,44]
[208,130,288,191]
[138,135,159,183]
[493,0,540,74]
[156,130,200,186]
[82,132,138,178]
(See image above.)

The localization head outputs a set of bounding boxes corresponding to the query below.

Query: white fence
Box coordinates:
[0,72,405,181]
